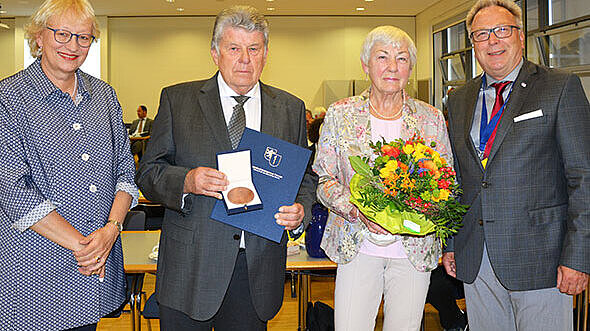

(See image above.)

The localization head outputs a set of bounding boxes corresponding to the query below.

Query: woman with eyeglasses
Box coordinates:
[0,0,138,329]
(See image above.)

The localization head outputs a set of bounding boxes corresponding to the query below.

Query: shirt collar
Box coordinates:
[25,57,90,100]
[217,72,260,100]
[484,58,524,88]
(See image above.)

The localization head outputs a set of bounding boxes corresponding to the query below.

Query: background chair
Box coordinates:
[123,210,147,231]
[141,292,160,331]
[107,210,147,331]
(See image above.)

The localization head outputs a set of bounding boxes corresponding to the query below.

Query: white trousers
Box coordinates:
[334,252,431,331]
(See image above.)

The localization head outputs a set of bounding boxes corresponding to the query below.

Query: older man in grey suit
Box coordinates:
[136,6,315,330]
[443,0,590,330]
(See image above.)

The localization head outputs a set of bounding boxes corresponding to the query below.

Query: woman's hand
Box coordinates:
[350,207,389,234]
[73,224,120,276]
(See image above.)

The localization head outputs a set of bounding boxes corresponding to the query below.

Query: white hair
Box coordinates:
[360,26,417,69]
[211,5,269,52]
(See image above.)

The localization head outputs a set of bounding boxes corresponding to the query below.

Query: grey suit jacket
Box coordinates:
[129,117,153,135]
[446,60,590,290]
[136,73,316,321]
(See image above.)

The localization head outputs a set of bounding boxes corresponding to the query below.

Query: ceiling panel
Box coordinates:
[0,0,439,17]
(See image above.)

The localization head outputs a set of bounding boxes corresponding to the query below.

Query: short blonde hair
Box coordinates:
[466,0,523,34]
[360,26,417,69]
[25,0,100,58]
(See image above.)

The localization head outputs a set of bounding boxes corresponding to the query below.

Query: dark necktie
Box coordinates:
[228,95,250,149]
[483,81,512,159]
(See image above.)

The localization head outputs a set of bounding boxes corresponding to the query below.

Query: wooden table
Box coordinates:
[286,252,336,330]
[137,196,157,205]
[121,231,160,331]
[575,281,589,331]
[121,231,336,331]
[129,136,150,155]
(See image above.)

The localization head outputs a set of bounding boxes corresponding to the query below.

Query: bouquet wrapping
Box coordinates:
[349,135,467,246]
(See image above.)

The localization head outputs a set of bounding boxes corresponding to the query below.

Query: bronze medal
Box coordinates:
[228,187,254,205]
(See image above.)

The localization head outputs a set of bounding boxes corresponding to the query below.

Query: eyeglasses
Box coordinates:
[46,27,95,48]
[470,25,520,42]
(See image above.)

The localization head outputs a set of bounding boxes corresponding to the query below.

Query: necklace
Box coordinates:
[369,100,403,120]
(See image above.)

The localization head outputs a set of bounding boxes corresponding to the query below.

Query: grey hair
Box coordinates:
[211,5,269,52]
[466,0,523,33]
[25,0,99,58]
[360,26,417,69]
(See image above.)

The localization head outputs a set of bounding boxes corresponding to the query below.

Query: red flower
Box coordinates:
[438,180,451,189]
[381,145,401,157]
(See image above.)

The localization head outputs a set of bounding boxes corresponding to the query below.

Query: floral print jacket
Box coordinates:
[312,90,453,272]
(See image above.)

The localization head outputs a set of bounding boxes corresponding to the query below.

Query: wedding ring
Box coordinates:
[96,256,101,264]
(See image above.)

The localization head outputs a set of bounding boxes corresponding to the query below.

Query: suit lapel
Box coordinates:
[461,77,484,171]
[260,82,278,137]
[197,73,232,150]
[486,60,537,164]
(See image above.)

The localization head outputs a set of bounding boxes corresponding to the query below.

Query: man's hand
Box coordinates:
[442,252,457,278]
[557,265,589,295]
[275,203,304,231]
[183,167,228,199]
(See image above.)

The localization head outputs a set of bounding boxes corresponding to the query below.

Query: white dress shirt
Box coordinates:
[218,74,262,248]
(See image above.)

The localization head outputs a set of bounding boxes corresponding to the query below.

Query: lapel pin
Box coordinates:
[521,82,527,88]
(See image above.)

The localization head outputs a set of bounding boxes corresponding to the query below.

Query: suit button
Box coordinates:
[481,181,489,188]
[478,219,484,226]
[233,234,240,240]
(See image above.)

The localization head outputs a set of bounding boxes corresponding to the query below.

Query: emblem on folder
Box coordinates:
[264,147,282,167]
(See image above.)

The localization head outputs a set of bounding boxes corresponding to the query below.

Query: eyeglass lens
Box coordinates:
[50,28,94,47]
[472,25,516,42]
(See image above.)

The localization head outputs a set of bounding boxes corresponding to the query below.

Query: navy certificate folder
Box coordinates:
[210,128,311,243]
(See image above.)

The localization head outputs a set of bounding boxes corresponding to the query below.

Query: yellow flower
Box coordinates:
[413,152,426,161]
[414,143,428,154]
[379,160,398,178]
[403,144,414,155]
[432,189,450,202]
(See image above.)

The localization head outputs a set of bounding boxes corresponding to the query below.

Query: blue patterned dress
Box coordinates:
[0,59,138,330]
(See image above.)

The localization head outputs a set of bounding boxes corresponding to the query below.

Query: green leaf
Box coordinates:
[349,156,372,177]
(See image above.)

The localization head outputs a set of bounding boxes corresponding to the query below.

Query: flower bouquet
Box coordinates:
[349,135,467,246]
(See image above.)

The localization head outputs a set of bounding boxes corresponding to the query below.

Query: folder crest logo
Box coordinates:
[264,147,282,167]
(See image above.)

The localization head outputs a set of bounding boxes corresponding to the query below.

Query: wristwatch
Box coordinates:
[108,219,123,232]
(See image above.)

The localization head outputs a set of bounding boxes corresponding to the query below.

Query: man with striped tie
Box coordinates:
[137,5,315,331]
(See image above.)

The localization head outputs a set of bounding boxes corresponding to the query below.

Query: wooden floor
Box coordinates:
[98,273,456,331]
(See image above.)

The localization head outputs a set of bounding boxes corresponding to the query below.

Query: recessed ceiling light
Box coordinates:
[0,10,7,14]
[266,0,274,2]
[356,7,365,11]
[365,0,374,2]
[165,0,175,3]
[267,7,275,11]
[176,7,184,12]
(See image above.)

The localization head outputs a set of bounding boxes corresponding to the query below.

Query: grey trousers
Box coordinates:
[464,245,573,331]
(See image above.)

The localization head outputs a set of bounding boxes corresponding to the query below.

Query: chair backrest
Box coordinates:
[123,210,146,231]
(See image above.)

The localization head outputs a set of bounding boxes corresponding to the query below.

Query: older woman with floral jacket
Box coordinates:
[312,26,452,331]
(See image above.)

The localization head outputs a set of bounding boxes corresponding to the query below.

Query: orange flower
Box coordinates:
[422,160,441,179]
[398,161,409,172]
